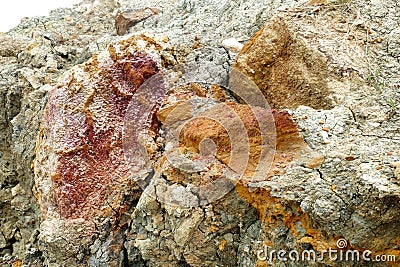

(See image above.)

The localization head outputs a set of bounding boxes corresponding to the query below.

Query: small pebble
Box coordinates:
[221,38,244,53]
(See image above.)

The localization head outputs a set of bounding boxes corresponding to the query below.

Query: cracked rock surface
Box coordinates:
[0,0,399,266]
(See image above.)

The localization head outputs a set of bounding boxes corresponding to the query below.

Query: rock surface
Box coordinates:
[34,35,164,266]
[0,0,399,266]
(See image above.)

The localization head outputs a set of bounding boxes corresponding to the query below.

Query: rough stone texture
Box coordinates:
[34,35,165,265]
[115,8,161,36]
[0,1,122,264]
[122,79,323,266]
[234,2,400,266]
[0,0,399,266]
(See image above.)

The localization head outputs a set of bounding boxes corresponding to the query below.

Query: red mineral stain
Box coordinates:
[51,52,159,218]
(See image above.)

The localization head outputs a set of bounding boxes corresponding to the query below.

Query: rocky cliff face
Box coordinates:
[1,0,399,266]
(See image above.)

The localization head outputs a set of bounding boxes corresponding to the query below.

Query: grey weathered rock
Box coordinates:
[0,0,400,266]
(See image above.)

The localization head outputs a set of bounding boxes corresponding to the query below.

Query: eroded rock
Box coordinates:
[1,0,400,266]
[34,34,168,265]
[115,8,161,36]
[233,6,400,266]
